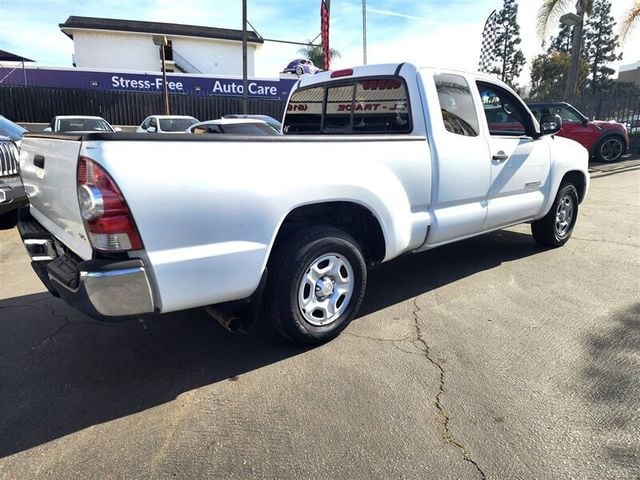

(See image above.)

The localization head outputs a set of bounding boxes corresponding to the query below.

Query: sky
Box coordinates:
[1,0,639,85]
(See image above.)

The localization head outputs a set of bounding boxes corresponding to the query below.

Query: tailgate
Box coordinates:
[20,134,92,259]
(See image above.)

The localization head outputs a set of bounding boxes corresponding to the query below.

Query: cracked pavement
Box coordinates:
[1,169,639,479]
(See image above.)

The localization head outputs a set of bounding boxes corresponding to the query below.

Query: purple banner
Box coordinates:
[0,67,296,100]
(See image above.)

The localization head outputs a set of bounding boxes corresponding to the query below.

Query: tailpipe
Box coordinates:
[205,306,244,333]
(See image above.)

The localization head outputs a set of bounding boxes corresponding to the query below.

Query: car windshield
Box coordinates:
[159,118,198,131]
[58,118,113,132]
[0,116,27,140]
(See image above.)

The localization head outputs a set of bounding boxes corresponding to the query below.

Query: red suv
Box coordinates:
[528,102,629,162]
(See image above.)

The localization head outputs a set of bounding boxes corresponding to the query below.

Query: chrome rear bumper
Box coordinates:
[19,209,155,319]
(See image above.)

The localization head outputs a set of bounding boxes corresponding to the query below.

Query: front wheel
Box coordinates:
[267,226,367,344]
[531,183,579,247]
[596,136,624,163]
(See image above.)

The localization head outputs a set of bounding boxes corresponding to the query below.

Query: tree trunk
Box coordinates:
[564,2,586,103]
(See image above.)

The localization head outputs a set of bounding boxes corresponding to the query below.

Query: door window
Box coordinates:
[477,82,529,136]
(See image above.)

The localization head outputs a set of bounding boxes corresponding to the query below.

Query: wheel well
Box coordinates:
[561,171,587,203]
[271,202,386,264]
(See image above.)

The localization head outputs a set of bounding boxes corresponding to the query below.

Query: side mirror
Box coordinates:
[541,114,562,135]
[43,127,52,132]
[146,126,157,133]
[114,127,122,132]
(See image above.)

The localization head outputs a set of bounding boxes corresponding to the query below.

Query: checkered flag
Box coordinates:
[478,10,498,73]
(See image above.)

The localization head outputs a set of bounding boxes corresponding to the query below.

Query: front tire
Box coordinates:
[596,136,624,163]
[267,226,367,344]
[531,183,579,247]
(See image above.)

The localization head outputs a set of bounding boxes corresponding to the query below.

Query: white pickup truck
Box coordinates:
[18,63,589,344]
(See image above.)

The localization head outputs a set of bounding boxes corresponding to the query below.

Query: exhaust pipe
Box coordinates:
[205,306,244,333]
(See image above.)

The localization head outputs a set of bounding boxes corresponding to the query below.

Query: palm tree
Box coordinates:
[298,44,341,70]
[537,0,594,102]
[621,1,640,40]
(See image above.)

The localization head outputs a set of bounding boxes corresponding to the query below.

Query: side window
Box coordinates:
[558,107,582,122]
[141,118,150,129]
[283,86,324,133]
[149,118,158,128]
[477,82,528,136]
[435,73,479,137]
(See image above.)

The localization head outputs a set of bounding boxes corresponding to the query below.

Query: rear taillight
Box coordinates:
[77,156,143,252]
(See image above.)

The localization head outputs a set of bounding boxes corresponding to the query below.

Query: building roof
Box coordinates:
[59,16,264,44]
[0,49,34,62]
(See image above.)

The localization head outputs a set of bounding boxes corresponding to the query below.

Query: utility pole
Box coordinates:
[362,0,368,64]
[242,0,248,114]
[153,35,170,115]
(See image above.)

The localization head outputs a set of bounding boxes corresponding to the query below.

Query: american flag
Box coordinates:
[321,0,330,70]
[478,10,498,74]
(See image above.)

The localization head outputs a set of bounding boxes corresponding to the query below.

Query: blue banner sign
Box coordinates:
[0,67,297,100]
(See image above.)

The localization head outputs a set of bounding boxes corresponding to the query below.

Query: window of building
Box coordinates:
[434,73,479,137]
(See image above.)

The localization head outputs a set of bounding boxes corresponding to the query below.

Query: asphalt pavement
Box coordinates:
[0,168,638,479]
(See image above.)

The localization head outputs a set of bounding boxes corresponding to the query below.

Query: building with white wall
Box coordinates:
[59,16,263,76]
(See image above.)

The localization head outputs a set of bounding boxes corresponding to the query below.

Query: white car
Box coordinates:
[44,115,119,133]
[188,118,280,136]
[137,115,199,133]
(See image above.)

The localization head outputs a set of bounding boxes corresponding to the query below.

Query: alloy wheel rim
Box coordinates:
[555,194,575,238]
[297,253,354,326]
[601,139,622,162]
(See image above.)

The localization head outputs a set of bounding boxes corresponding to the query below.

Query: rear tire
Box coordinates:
[531,183,579,248]
[266,226,367,344]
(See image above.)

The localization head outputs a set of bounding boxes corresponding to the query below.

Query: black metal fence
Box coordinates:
[0,85,287,125]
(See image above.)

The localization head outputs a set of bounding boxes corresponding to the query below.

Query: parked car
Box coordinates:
[0,115,27,148]
[137,115,199,133]
[44,115,119,134]
[618,113,640,134]
[223,114,282,132]
[282,58,322,75]
[0,136,27,229]
[189,118,280,136]
[19,63,589,344]
[528,102,629,162]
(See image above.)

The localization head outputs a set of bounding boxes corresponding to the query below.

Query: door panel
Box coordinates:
[422,71,490,246]
[476,82,551,230]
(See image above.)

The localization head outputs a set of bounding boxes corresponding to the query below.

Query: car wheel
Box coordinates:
[267,226,367,344]
[295,65,304,75]
[531,182,579,248]
[596,136,624,163]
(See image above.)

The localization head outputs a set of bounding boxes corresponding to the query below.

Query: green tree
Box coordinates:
[529,51,589,101]
[298,43,340,70]
[492,0,526,88]
[537,0,594,102]
[548,23,573,53]
[584,0,622,93]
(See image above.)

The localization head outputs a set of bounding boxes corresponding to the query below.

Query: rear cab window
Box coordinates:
[284,76,411,134]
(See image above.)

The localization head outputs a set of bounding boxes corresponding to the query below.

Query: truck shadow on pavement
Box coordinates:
[581,303,640,471]
[0,229,544,458]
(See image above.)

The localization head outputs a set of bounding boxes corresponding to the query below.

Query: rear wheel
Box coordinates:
[267,226,367,344]
[596,136,624,163]
[531,183,579,247]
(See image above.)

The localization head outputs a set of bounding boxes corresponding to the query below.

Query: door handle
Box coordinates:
[492,151,509,162]
[34,154,45,169]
